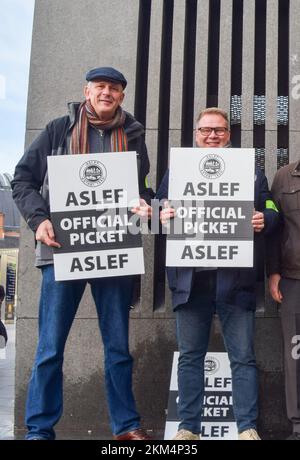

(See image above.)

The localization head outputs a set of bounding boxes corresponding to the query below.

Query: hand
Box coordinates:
[269,273,283,303]
[252,210,264,232]
[131,198,152,219]
[36,219,61,248]
[160,201,176,226]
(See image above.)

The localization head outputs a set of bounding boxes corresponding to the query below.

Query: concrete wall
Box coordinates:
[15,0,297,438]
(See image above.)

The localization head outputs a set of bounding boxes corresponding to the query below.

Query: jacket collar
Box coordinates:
[67,102,81,129]
[291,160,300,176]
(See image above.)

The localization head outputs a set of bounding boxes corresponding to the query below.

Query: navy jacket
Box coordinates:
[156,168,278,310]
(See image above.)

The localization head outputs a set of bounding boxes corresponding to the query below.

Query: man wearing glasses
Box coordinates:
[157,107,278,440]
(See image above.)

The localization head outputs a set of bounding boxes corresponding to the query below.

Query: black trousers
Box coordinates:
[279,277,300,433]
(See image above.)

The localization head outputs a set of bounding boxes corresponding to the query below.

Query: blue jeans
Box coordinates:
[176,273,258,434]
[25,265,140,439]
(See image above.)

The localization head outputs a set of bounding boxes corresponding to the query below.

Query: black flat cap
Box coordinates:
[85,67,127,89]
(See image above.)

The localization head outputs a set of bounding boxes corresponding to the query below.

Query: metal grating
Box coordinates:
[255,148,265,171]
[277,95,289,125]
[253,95,266,125]
[277,148,289,168]
[230,95,242,124]
[231,96,289,125]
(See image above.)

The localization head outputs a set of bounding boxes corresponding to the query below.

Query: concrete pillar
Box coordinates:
[265,0,278,183]
[289,0,300,163]
[218,0,233,114]
[241,0,255,147]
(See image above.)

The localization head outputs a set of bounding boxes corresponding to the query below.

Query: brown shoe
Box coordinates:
[114,428,152,441]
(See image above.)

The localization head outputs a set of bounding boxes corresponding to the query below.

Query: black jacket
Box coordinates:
[12,103,153,266]
[266,160,300,279]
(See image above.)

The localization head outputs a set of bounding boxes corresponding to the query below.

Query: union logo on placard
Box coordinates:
[205,356,220,375]
[79,160,107,187]
[199,154,225,179]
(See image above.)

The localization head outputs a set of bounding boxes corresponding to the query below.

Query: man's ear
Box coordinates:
[120,91,125,105]
[84,85,90,100]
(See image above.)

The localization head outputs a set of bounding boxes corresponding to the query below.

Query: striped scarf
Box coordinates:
[70,101,128,154]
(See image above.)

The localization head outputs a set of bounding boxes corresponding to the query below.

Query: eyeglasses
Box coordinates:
[197,127,228,136]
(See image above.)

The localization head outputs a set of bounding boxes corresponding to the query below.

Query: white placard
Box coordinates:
[164,352,238,440]
[48,152,140,212]
[166,240,254,267]
[47,152,144,281]
[166,148,255,267]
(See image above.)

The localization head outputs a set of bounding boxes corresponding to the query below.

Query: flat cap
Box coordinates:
[85,67,127,88]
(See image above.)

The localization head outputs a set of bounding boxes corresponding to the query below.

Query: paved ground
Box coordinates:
[0,322,15,440]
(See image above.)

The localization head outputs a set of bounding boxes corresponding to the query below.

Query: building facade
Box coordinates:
[0,173,19,322]
[15,0,300,438]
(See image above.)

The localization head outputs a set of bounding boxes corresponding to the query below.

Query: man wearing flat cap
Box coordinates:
[12,67,153,440]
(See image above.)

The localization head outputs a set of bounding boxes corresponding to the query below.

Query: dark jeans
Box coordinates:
[176,271,258,434]
[25,265,140,439]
